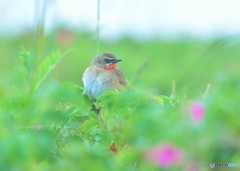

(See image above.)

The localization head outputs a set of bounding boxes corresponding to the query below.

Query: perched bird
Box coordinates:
[82,52,128,98]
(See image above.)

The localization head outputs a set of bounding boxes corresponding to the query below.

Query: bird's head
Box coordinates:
[92,52,122,70]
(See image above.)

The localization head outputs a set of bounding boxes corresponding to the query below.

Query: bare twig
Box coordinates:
[96,0,101,53]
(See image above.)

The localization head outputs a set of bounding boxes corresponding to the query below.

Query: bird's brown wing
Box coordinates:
[115,68,128,86]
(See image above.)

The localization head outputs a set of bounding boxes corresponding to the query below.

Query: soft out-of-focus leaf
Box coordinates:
[31,50,63,93]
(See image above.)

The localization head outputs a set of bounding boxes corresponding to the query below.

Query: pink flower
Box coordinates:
[189,101,205,122]
[146,143,184,167]
[36,124,43,130]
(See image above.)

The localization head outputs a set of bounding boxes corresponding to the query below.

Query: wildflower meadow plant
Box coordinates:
[0,33,239,171]
[189,101,205,122]
[146,143,184,167]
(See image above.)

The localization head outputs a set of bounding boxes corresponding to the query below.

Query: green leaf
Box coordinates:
[30,50,64,94]
[19,48,36,76]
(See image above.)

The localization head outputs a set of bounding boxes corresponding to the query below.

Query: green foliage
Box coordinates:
[0,34,240,171]
[31,50,63,93]
[18,49,64,95]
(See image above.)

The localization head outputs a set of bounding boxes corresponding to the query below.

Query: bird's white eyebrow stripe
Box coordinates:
[103,56,113,60]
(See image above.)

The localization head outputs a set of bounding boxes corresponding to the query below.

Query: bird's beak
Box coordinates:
[112,58,122,63]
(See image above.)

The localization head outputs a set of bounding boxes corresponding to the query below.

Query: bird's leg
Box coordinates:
[91,100,102,114]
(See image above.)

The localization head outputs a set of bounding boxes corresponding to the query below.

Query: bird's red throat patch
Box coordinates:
[104,63,117,70]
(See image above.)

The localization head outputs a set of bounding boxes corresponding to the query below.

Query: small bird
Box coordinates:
[82,52,128,98]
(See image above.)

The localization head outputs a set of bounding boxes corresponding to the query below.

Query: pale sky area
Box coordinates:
[0,0,240,39]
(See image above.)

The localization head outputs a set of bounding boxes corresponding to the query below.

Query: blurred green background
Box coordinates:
[0,28,239,171]
[1,1,240,171]
[1,30,240,96]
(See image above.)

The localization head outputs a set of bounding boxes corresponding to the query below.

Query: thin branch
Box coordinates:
[96,0,101,53]
[203,83,211,98]
[171,80,176,97]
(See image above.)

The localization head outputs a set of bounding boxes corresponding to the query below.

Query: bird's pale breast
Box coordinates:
[82,66,122,98]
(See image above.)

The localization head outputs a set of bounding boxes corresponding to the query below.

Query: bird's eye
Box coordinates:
[103,57,112,63]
